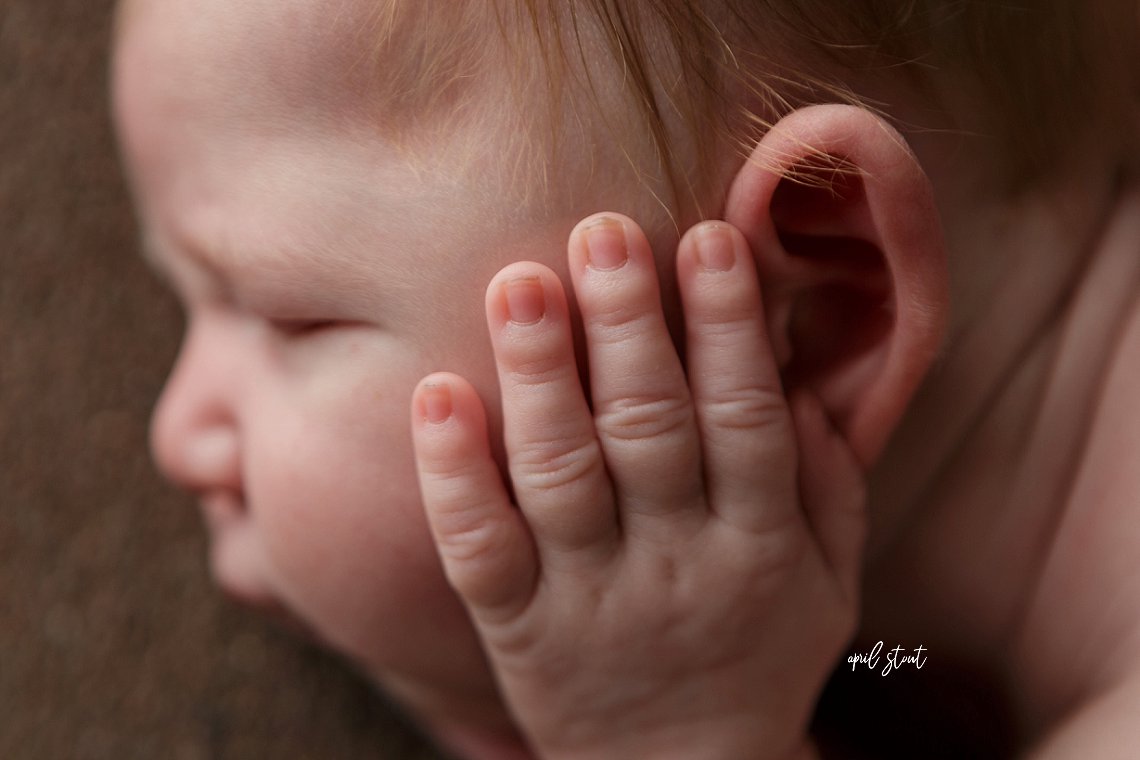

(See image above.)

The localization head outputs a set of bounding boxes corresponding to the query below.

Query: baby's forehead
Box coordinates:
[116,0,679,268]
[117,0,400,129]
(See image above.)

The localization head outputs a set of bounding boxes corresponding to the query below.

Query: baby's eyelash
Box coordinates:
[268,318,337,336]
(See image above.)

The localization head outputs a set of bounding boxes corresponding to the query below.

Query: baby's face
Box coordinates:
[114,0,679,715]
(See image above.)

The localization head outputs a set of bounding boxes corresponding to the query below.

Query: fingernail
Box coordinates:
[505,276,545,324]
[696,224,735,272]
[584,216,628,271]
[421,382,453,424]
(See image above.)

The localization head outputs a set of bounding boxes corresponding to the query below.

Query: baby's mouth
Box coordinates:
[200,490,246,536]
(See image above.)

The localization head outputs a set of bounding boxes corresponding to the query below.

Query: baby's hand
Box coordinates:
[412,214,866,760]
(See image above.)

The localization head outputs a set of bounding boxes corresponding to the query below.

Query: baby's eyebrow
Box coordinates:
[137,226,233,301]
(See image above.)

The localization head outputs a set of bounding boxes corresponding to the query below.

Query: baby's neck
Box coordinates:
[861,157,1140,740]
[1001,177,1140,733]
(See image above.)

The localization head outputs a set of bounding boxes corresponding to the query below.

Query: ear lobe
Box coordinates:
[724,105,948,467]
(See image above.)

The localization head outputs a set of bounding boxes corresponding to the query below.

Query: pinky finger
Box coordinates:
[411,372,538,623]
[789,390,868,603]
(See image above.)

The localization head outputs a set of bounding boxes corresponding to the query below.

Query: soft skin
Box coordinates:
[112,0,686,745]
[408,101,955,757]
[113,0,936,750]
[115,0,1140,757]
[110,1,891,752]
[115,0,523,736]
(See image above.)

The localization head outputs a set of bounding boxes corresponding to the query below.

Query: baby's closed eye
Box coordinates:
[265,317,340,337]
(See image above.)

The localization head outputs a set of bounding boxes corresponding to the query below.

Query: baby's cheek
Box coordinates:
[251,374,468,665]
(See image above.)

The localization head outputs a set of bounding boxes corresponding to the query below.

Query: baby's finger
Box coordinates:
[486,263,619,560]
[676,222,798,533]
[566,214,703,522]
[412,373,537,622]
[790,390,867,601]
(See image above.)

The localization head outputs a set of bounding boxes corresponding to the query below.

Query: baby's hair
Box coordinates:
[361,0,1136,217]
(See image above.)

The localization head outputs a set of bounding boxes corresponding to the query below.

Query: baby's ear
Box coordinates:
[724,105,948,467]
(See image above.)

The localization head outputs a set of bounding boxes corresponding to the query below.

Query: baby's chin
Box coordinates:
[206,534,508,738]
[203,525,338,652]
[217,582,320,640]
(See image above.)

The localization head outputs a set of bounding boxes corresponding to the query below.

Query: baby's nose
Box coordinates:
[149,339,243,496]
[154,419,241,493]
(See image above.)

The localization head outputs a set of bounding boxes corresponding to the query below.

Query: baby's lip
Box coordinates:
[200,490,246,536]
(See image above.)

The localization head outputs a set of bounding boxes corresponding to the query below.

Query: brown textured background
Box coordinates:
[1,2,442,757]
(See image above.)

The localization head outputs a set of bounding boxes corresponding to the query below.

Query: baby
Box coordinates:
[112,0,1140,757]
